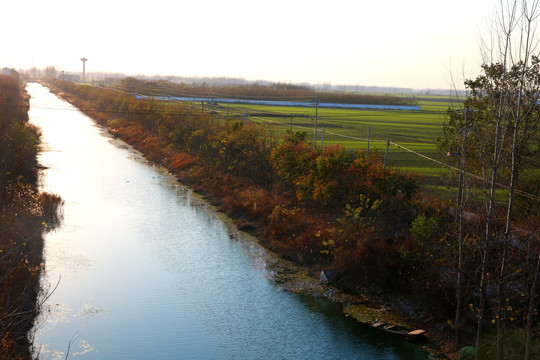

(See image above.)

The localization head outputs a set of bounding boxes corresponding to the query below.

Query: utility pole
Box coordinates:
[366,126,371,156]
[80,57,88,82]
[383,139,390,169]
[290,114,293,132]
[313,95,319,151]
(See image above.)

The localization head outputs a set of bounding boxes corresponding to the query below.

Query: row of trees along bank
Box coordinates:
[438,2,540,359]
[47,61,539,358]
[0,74,62,359]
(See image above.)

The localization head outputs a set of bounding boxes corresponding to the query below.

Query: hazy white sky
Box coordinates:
[2,0,500,89]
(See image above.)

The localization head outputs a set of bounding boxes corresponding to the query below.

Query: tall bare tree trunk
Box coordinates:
[475,3,522,357]
[524,249,540,360]
[455,108,469,346]
[475,181,498,359]
[475,88,508,357]
[496,3,539,359]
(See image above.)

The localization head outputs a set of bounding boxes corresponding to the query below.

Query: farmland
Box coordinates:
[204,97,460,181]
[105,77,463,185]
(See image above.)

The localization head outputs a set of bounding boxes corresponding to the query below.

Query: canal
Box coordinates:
[28,83,428,359]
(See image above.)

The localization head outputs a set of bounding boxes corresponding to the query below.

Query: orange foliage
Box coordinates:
[331,234,401,285]
[166,153,195,170]
[238,187,282,219]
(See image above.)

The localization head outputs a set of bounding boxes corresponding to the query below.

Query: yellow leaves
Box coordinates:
[322,239,335,247]
[371,199,382,211]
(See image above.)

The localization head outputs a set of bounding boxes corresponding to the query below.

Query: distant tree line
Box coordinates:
[113,77,418,106]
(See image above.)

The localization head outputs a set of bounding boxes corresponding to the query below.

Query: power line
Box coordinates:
[31,87,540,203]
[247,112,540,202]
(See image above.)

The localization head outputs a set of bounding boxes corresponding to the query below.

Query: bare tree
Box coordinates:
[474,2,517,355]
[496,3,540,359]
[443,1,540,358]
[475,1,540,358]
[524,243,540,360]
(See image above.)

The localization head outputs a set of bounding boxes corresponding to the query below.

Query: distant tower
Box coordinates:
[80,57,88,81]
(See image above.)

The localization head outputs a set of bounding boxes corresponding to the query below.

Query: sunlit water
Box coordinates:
[28,83,428,360]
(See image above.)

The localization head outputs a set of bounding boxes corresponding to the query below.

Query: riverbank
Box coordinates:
[42,81,454,359]
[0,76,62,359]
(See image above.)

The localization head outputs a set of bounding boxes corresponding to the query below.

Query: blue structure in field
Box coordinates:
[134,94,422,111]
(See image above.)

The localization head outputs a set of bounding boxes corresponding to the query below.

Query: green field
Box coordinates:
[205,97,461,182]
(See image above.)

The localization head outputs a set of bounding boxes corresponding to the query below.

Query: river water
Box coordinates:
[28,83,428,360]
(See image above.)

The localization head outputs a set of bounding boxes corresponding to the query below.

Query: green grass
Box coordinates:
[205,97,463,180]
